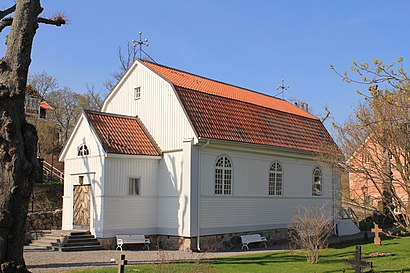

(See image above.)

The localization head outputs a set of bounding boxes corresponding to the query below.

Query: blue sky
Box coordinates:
[1,1,409,130]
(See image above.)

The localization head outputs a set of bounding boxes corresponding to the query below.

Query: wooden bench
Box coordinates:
[240,234,267,250]
[116,235,150,251]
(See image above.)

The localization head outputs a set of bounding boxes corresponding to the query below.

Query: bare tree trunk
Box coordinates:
[0,1,42,272]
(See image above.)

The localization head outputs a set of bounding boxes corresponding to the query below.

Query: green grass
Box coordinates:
[66,236,410,273]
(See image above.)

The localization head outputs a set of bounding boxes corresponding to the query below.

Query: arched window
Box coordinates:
[77,144,90,156]
[269,161,283,196]
[215,156,232,195]
[312,167,322,196]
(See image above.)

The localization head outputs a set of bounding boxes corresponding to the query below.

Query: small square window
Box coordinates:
[134,87,141,100]
[129,177,140,195]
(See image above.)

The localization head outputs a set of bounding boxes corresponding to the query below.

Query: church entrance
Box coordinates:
[73,184,91,229]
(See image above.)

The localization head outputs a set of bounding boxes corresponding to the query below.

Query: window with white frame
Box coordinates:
[129,177,140,195]
[214,156,232,195]
[312,167,322,196]
[269,161,283,196]
[134,87,141,100]
[77,144,89,156]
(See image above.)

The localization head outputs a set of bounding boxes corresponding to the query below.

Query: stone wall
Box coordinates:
[27,209,62,231]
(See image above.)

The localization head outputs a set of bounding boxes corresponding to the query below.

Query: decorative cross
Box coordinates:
[275,79,290,99]
[132,31,149,59]
[346,245,373,273]
[116,254,127,273]
[371,223,382,246]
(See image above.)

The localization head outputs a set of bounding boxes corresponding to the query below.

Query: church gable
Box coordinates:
[59,114,105,161]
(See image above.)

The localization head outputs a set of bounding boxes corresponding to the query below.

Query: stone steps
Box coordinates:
[50,231,103,252]
[30,230,103,251]
[29,230,67,247]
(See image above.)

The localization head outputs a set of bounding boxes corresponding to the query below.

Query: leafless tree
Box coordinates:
[28,71,59,97]
[0,1,65,272]
[81,84,104,111]
[289,204,334,264]
[46,87,81,142]
[104,42,138,92]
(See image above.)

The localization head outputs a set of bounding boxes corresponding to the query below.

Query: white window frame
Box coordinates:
[312,167,322,196]
[214,155,233,196]
[269,161,283,196]
[129,177,141,196]
[77,144,90,157]
[134,87,141,100]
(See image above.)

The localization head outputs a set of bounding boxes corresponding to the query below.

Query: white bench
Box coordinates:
[240,234,267,250]
[116,235,150,251]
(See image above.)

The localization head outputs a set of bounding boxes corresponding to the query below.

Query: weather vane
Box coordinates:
[132,31,149,59]
[275,79,290,99]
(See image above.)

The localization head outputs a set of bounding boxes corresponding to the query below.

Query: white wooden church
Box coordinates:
[59,59,341,250]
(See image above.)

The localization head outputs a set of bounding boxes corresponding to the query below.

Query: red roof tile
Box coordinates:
[142,61,336,153]
[85,111,161,156]
[39,100,53,110]
[176,87,334,153]
[143,61,317,119]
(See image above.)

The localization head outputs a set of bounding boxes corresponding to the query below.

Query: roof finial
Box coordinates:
[275,79,290,100]
[132,31,149,59]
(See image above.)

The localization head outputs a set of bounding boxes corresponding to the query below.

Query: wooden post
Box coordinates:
[346,245,373,273]
[371,223,382,246]
[354,245,361,273]
[117,254,127,273]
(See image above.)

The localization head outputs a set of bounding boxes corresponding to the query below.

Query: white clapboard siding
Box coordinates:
[102,61,196,151]
[157,196,181,235]
[200,197,333,234]
[158,151,184,197]
[197,145,336,235]
[104,157,159,197]
[102,196,158,237]
[199,149,333,198]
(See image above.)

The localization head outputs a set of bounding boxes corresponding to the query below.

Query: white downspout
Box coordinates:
[196,139,210,252]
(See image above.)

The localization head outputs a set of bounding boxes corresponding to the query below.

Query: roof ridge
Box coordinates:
[142,60,290,103]
[84,110,138,120]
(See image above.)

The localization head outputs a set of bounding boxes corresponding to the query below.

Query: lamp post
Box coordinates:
[361,184,369,242]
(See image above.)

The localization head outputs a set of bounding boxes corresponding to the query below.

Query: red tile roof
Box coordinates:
[85,111,161,156]
[143,61,317,119]
[177,87,334,153]
[143,61,336,153]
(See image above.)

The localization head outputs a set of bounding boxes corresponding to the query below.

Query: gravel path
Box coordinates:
[24,245,284,272]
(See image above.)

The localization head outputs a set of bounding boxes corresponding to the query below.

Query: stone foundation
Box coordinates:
[195,228,289,251]
[100,228,289,251]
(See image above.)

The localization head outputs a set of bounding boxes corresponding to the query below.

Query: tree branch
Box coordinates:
[37,17,66,26]
[0,5,15,20]
[0,17,13,33]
